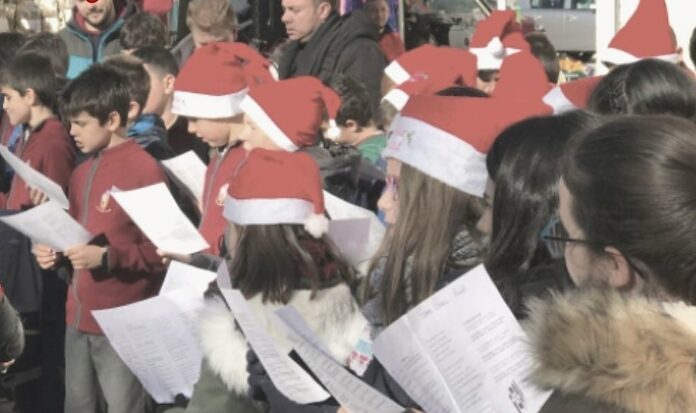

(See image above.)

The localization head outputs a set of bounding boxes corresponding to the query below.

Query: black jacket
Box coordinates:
[0,290,24,363]
[278,10,386,112]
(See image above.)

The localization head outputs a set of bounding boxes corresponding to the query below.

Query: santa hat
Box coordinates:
[470,10,530,70]
[383,95,551,197]
[172,42,274,119]
[493,51,553,100]
[382,66,476,110]
[384,44,478,88]
[603,0,678,65]
[223,149,328,238]
[240,77,341,151]
[543,75,603,114]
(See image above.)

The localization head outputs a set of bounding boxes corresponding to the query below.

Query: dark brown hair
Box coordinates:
[226,223,354,304]
[563,115,696,303]
[103,55,150,114]
[120,12,168,50]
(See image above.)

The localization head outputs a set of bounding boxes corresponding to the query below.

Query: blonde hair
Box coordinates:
[186,0,238,37]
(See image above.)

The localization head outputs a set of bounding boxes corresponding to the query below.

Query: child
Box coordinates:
[0,53,75,210]
[103,54,175,160]
[18,33,70,81]
[171,0,237,67]
[0,32,27,192]
[33,64,166,413]
[181,149,366,413]
[167,42,273,259]
[119,12,168,54]
[131,46,209,162]
[331,74,386,166]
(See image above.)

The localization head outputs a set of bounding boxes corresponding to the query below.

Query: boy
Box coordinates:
[170,0,237,67]
[131,46,209,162]
[331,75,386,166]
[119,12,168,54]
[0,53,75,210]
[0,32,26,192]
[103,54,175,160]
[18,33,70,81]
[33,64,166,413]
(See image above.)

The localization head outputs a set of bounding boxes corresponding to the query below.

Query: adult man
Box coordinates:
[59,0,136,79]
[365,0,405,62]
[278,0,386,111]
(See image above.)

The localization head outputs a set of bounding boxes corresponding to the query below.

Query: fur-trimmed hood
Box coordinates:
[525,288,696,413]
[198,283,367,395]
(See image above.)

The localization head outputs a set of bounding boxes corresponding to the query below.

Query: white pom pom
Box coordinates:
[486,36,505,58]
[304,213,329,238]
[326,119,341,141]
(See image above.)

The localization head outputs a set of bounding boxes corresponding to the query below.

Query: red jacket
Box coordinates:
[199,145,247,256]
[379,31,406,62]
[1,118,75,210]
[66,139,166,334]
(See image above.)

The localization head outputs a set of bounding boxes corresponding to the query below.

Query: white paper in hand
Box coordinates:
[273,306,404,413]
[0,201,92,251]
[160,151,207,205]
[110,183,209,255]
[0,145,70,209]
[373,265,552,413]
[159,261,216,296]
[219,289,330,404]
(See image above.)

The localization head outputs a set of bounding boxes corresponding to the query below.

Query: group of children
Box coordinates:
[0,0,696,412]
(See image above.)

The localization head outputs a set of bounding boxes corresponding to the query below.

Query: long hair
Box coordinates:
[371,163,484,325]
[563,115,696,304]
[226,223,355,304]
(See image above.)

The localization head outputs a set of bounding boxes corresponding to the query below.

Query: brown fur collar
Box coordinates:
[524,288,696,413]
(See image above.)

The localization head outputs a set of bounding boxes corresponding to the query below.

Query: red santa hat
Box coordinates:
[493,51,553,100]
[384,44,478,88]
[383,95,551,197]
[240,77,341,151]
[603,0,678,65]
[172,42,274,119]
[543,75,603,114]
[470,10,530,70]
[382,66,477,110]
[223,149,328,238]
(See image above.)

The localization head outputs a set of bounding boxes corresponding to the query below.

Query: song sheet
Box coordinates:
[159,261,216,296]
[160,151,207,205]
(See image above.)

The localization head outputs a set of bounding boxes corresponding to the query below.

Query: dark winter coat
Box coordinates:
[0,289,24,363]
[277,10,387,112]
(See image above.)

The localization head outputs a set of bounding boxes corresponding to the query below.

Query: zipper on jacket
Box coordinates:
[72,154,101,329]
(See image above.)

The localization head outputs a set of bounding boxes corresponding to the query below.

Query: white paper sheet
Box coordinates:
[92,290,205,404]
[215,260,232,289]
[219,289,330,404]
[110,183,209,255]
[323,191,385,274]
[0,145,70,209]
[273,306,404,413]
[0,201,92,251]
[159,261,216,296]
[372,265,552,413]
[161,151,207,205]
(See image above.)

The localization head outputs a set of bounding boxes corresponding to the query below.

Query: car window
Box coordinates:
[571,0,595,9]
[530,0,564,8]
[429,0,480,13]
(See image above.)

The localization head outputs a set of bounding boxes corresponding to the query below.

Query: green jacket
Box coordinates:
[357,134,387,166]
[58,1,137,79]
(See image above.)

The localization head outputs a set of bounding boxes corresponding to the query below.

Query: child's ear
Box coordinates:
[127,101,141,121]
[23,88,38,106]
[345,119,360,133]
[163,74,176,95]
[106,110,122,132]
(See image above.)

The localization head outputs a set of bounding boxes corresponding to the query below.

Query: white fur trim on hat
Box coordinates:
[325,119,341,141]
[223,196,314,225]
[601,47,681,65]
[471,41,522,70]
[542,86,575,114]
[304,213,329,238]
[382,88,410,111]
[172,88,248,119]
[384,60,411,85]
[240,96,299,152]
[383,115,488,197]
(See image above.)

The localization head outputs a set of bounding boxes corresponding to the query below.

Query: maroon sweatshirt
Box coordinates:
[1,118,75,210]
[66,139,166,334]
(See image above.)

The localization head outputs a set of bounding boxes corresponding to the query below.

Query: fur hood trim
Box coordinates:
[198,283,367,394]
[524,288,696,413]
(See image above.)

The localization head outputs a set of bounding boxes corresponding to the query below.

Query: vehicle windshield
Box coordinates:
[427,0,496,14]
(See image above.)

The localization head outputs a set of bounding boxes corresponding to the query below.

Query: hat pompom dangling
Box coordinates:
[304,213,330,238]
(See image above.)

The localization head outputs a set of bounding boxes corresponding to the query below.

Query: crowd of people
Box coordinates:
[0,0,696,412]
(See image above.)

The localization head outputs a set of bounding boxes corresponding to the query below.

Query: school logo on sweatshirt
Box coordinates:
[216,184,229,207]
[96,190,112,213]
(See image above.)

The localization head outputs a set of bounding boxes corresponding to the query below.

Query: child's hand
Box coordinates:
[157,249,192,265]
[32,243,60,269]
[65,245,106,270]
[28,186,49,205]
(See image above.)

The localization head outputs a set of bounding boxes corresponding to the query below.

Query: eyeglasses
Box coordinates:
[384,175,399,200]
[540,217,596,258]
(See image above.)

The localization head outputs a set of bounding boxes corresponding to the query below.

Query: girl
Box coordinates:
[527,115,696,413]
[174,149,367,413]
